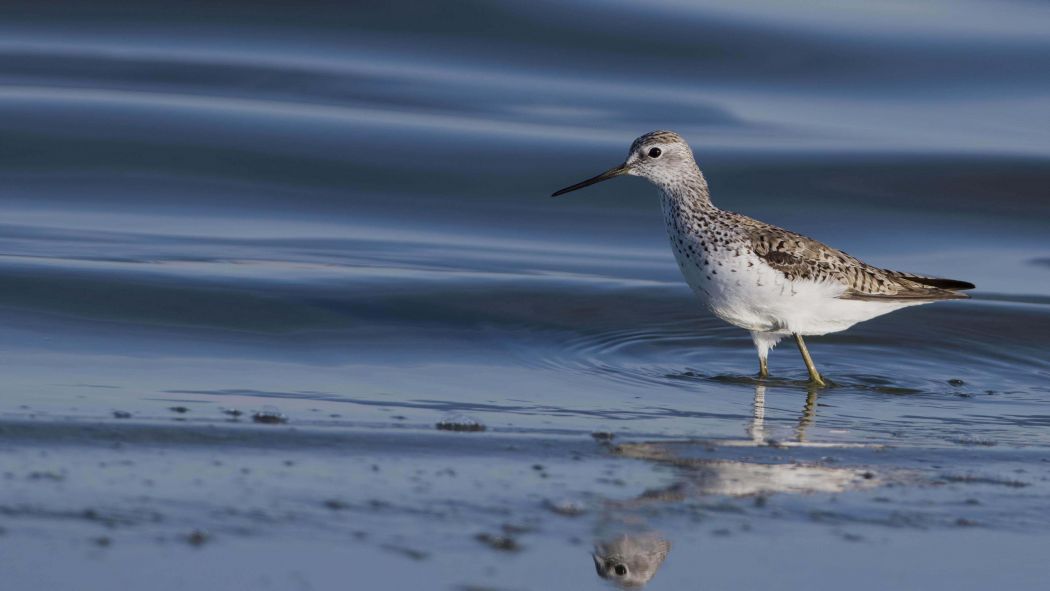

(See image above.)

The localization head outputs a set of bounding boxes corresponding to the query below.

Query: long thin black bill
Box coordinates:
[551,164,628,197]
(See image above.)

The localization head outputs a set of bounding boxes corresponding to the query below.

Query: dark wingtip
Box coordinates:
[914,278,976,291]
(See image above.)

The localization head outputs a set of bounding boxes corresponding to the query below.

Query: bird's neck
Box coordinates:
[657,167,716,215]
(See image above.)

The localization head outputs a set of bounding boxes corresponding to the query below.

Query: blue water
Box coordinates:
[1,1,1049,589]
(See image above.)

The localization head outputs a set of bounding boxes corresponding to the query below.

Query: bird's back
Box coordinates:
[728,211,974,301]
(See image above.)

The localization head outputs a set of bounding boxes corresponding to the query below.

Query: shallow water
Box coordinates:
[1,1,1049,589]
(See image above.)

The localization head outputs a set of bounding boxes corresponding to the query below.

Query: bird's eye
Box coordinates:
[648,147,662,158]
[614,564,628,576]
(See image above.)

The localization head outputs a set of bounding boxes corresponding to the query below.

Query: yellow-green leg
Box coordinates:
[793,333,826,387]
[751,331,778,380]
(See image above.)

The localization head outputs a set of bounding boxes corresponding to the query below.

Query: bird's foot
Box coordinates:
[806,371,827,388]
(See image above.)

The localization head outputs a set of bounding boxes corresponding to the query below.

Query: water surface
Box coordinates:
[0,1,1048,589]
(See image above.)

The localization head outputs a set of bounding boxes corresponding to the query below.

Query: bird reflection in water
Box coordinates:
[593,532,671,588]
[748,384,767,443]
[592,385,880,586]
[749,384,821,444]
[795,386,819,442]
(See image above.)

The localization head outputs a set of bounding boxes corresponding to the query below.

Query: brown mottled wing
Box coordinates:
[741,217,973,301]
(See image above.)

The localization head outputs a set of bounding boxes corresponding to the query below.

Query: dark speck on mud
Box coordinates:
[186,530,210,547]
[475,533,520,552]
[252,411,288,424]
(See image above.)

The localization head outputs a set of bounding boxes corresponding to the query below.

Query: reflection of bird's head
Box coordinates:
[592,533,671,588]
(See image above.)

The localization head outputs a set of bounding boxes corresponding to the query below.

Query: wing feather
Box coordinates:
[732,213,974,301]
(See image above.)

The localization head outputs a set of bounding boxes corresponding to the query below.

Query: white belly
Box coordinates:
[669,241,925,336]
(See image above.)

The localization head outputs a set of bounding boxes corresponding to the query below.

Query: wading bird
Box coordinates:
[552,131,974,386]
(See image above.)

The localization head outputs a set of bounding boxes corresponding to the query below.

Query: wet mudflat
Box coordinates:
[1,410,1047,590]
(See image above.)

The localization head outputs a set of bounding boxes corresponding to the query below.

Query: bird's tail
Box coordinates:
[888,271,975,292]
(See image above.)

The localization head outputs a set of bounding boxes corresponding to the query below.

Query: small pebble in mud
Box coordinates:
[186,530,210,547]
[475,532,520,552]
[591,431,615,441]
[252,410,288,424]
[323,499,349,511]
[861,471,875,480]
[947,379,965,387]
[93,536,112,547]
[222,408,243,418]
[169,406,189,414]
[955,518,978,527]
[112,411,131,419]
[544,499,586,517]
[435,415,486,432]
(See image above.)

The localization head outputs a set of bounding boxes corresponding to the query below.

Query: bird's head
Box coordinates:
[552,130,699,197]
